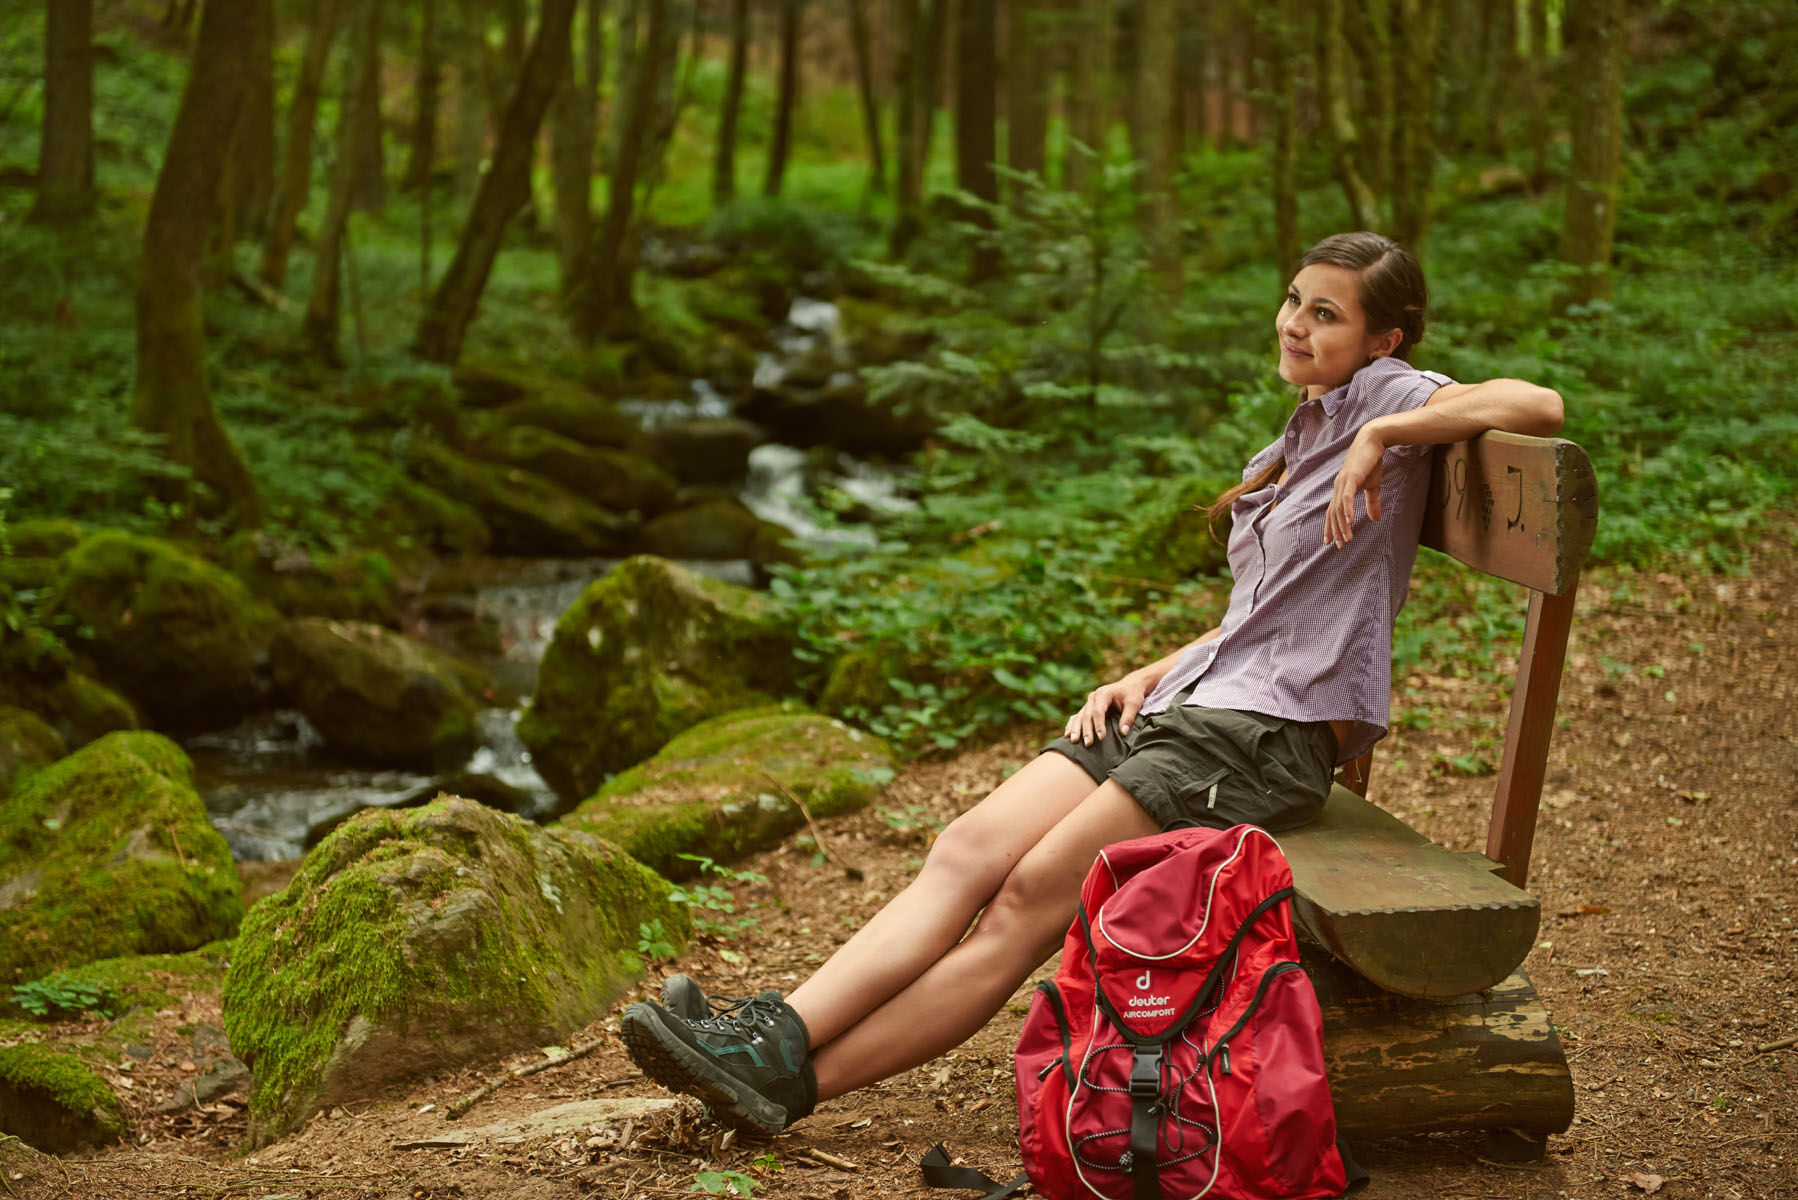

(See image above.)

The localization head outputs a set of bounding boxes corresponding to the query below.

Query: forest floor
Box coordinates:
[4,531,1794,1200]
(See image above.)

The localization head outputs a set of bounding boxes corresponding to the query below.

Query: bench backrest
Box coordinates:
[1345,431,1598,889]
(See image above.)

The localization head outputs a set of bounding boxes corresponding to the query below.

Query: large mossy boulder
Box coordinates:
[0,707,63,798]
[0,732,242,985]
[518,556,802,805]
[49,532,278,733]
[0,1041,126,1152]
[222,532,400,626]
[483,393,646,452]
[271,619,480,771]
[413,441,638,556]
[561,705,895,877]
[380,478,493,558]
[639,498,802,572]
[0,657,138,752]
[649,416,763,485]
[474,425,679,516]
[223,796,686,1145]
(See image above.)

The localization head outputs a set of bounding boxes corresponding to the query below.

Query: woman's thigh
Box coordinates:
[922,750,1112,902]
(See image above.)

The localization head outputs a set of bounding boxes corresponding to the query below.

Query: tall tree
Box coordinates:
[304,0,383,357]
[1263,0,1299,283]
[1556,0,1624,312]
[32,0,95,223]
[454,0,487,201]
[574,0,677,341]
[891,0,946,250]
[403,0,443,190]
[1066,0,1113,190]
[848,0,887,193]
[1317,0,1377,230]
[956,0,999,279]
[1342,0,1392,196]
[349,2,388,212]
[1526,0,1552,191]
[1133,0,1180,292]
[1388,0,1440,250]
[764,0,801,196]
[261,0,346,286]
[225,0,277,241]
[416,0,581,362]
[1006,1,1048,196]
[711,0,749,204]
[553,0,606,293]
[132,0,263,529]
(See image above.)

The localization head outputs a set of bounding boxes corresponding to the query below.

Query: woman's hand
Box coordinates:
[1325,425,1388,548]
[1064,671,1152,747]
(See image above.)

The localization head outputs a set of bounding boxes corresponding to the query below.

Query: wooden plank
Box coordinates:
[1487,582,1580,888]
[1309,951,1574,1139]
[1420,432,1598,595]
[1279,785,1540,999]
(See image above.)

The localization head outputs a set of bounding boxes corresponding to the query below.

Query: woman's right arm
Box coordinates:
[1063,628,1222,746]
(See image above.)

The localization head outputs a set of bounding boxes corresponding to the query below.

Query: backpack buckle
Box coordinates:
[1129,1047,1162,1101]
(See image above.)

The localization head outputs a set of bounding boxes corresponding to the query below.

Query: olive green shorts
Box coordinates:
[1043,704,1339,833]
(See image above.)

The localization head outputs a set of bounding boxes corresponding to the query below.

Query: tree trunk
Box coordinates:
[414,0,580,362]
[1065,0,1110,189]
[1317,0,1376,230]
[1132,0,1178,292]
[1555,0,1623,314]
[1479,0,1515,155]
[956,0,998,279]
[350,2,387,212]
[33,0,94,223]
[1527,0,1552,192]
[848,0,887,193]
[304,0,383,358]
[1006,0,1047,198]
[226,0,278,240]
[574,0,675,342]
[1388,0,1439,251]
[404,0,443,190]
[1265,0,1298,284]
[553,0,605,294]
[1342,0,1391,197]
[891,0,945,252]
[712,0,749,205]
[132,0,263,529]
[764,0,800,197]
[454,0,487,202]
[260,0,345,287]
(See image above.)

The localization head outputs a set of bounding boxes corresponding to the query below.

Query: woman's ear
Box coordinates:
[1369,328,1403,360]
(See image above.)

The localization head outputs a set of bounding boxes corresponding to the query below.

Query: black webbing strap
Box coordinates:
[1127,1046,1163,1200]
[919,1143,1030,1199]
[1336,1135,1371,1194]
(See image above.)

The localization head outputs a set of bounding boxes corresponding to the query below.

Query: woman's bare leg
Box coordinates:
[807,779,1156,1101]
[783,752,1099,1047]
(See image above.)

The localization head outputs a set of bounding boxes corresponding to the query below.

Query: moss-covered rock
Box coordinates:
[561,705,895,877]
[413,441,639,556]
[48,532,278,733]
[518,556,803,804]
[0,706,63,797]
[271,619,479,771]
[0,658,140,752]
[649,416,764,486]
[379,478,494,558]
[0,733,242,985]
[222,532,401,626]
[638,499,803,572]
[473,425,678,516]
[223,796,686,1145]
[0,1040,126,1152]
[482,392,647,452]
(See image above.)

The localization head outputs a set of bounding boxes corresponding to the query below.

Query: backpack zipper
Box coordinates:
[1208,961,1303,1076]
[1035,980,1078,1091]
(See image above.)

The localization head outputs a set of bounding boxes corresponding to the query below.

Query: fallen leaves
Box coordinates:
[1623,1171,1665,1193]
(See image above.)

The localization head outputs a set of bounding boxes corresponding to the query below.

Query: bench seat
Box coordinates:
[1279,785,1540,1000]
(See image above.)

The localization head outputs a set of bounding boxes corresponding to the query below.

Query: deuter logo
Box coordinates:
[1127,968,1170,1008]
[1135,970,1152,990]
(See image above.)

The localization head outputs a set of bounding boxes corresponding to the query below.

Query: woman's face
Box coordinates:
[1275,263,1401,400]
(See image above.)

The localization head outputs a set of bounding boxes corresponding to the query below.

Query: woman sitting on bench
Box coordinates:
[620,230,1566,1135]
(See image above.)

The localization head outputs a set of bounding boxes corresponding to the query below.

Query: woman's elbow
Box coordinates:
[1532,385,1565,436]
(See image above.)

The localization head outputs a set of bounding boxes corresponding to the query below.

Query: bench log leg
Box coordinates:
[1307,949,1574,1141]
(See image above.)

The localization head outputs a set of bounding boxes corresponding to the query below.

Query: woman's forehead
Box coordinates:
[1289,263,1364,313]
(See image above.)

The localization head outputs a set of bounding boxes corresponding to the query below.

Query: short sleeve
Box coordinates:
[1338,358,1456,459]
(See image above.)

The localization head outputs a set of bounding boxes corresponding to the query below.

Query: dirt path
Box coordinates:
[6,534,1794,1200]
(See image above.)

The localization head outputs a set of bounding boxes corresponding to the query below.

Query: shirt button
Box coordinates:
[1286,430,1297,440]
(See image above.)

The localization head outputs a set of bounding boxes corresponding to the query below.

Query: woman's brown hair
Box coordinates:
[1203,232,1428,536]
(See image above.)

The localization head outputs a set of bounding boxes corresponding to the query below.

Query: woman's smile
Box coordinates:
[1275,263,1398,399]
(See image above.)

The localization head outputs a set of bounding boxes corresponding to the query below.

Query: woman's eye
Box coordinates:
[1284,293,1298,307]
[1314,308,1333,321]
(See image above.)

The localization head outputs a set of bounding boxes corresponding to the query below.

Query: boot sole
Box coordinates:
[621,1003,788,1135]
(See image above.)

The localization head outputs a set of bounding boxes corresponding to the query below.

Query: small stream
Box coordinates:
[188,299,914,862]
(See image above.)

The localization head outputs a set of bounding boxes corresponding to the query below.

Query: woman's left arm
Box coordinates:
[1324,378,1564,547]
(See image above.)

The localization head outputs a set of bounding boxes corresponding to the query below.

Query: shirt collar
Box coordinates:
[1314,356,1405,418]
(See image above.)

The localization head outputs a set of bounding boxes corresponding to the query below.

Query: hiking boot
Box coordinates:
[622,990,817,1134]
[660,974,710,1021]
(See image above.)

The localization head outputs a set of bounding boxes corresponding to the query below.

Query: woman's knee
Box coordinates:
[916,811,1016,901]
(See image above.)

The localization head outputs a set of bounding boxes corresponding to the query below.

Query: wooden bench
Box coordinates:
[1277,431,1598,1151]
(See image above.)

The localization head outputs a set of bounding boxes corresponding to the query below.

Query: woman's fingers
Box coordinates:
[1118,695,1143,737]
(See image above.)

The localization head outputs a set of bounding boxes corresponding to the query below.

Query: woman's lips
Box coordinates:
[1282,343,1311,357]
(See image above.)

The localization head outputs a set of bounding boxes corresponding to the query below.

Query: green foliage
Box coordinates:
[666,854,770,940]
[637,919,679,960]
[9,973,119,1021]
[690,1169,761,1196]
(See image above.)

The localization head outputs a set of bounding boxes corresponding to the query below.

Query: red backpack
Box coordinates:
[1013,825,1360,1200]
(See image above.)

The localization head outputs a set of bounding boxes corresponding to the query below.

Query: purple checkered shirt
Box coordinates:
[1140,357,1455,764]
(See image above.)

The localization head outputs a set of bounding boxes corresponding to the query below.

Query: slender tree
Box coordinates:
[553,0,606,293]
[764,0,801,196]
[1342,0,1392,196]
[1066,0,1113,189]
[132,0,263,529]
[1264,0,1299,284]
[416,0,581,362]
[1556,0,1624,312]
[1317,0,1377,230]
[32,0,95,223]
[349,2,388,212]
[1133,0,1180,292]
[225,0,277,241]
[711,0,749,204]
[1006,0,1048,196]
[261,0,346,286]
[403,0,443,190]
[1527,0,1552,191]
[891,0,946,251]
[1388,0,1440,250]
[304,0,383,357]
[454,0,487,201]
[848,0,887,193]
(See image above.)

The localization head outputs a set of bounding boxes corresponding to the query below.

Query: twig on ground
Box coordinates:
[446,1040,600,1119]
[799,1147,861,1171]
[1754,1034,1797,1054]
[167,823,188,869]
[750,766,863,879]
